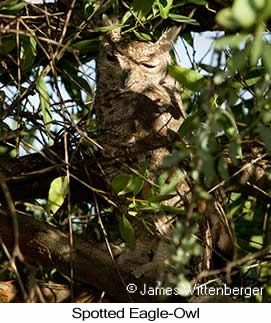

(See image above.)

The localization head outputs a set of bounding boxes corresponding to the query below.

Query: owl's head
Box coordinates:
[96,27,180,91]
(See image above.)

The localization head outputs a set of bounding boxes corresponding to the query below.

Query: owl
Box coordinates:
[94,26,234,270]
[94,26,186,179]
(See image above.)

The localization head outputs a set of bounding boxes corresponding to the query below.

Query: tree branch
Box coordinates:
[0,208,172,302]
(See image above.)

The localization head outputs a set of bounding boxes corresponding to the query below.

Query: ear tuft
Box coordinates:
[102,15,122,43]
[156,26,181,52]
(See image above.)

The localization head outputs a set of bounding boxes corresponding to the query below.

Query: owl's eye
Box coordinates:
[106,53,118,63]
[141,62,157,68]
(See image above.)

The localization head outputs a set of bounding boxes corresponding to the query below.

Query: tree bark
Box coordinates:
[0,208,172,302]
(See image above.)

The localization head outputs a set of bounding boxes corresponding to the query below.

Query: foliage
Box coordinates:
[0,0,271,302]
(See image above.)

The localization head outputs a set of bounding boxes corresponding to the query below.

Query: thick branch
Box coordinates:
[1,145,271,205]
[0,145,105,203]
[0,208,170,302]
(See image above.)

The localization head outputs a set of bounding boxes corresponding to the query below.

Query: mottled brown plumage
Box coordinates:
[94,26,234,281]
[95,27,186,178]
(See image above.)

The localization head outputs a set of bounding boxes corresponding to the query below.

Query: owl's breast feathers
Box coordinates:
[95,88,184,159]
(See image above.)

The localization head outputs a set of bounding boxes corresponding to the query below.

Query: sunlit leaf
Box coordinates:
[154,0,173,19]
[47,176,68,215]
[183,0,206,4]
[0,0,26,14]
[216,8,239,30]
[232,0,257,29]
[36,73,51,136]
[169,65,207,92]
[133,31,152,41]
[249,235,263,250]
[20,36,37,71]
[262,44,271,74]
[216,0,267,30]
[250,23,265,66]
[168,13,198,25]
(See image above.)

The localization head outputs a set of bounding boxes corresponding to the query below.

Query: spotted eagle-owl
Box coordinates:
[94,26,234,271]
[94,26,186,181]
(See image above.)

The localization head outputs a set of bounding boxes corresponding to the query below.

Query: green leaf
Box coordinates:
[130,201,163,213]
[112,175,130,195]
[218,157,229,180]
[72,39,100,55]
[168,65,207,92]
[133,163,148,196]
[47,176,68,215]
[20,36,37,71]
[83,0,95,17]
[216,0,266,30]
[214,33,249,50]
[125,175,142,196]
[149,194,175,203]
[0,34,16,55]
[119,215,136,249]
[231,76,261,89]
[258,124,271,153]
[262,0,271,21]
[157,170,170,187]
[220,109,239,140]
[178,111,200,137]
[216,8,240,30]
[160,205,184,215]
[133,31,152,41]
[132,0,154,19]
[61,61,92,105]
[261,111,271,124]
[168,13,198,25]
[199,63,223,74]
[154,0,173,19]
[232,0,257,29]
[200,149,216,183]
[250,23,265,66]
[112,164,147,196]
[160,169,183,195]
[182,0,206,5]
[249,235,263,250]
[163,150,190,167]
[0,0,26,14]
[36,73,52,136]
[262,44,271,74]
[229,140,242,164]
